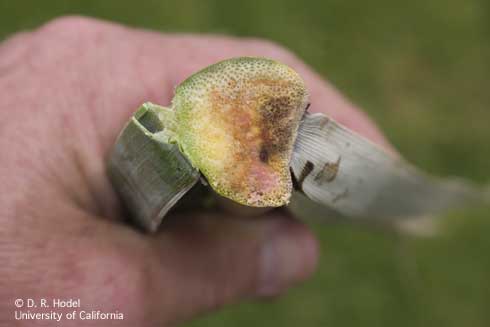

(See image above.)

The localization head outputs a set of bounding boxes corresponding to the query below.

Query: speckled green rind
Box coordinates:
[171,57,309,207]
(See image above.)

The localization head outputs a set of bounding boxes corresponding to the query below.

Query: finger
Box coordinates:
[4,177,317,326]
[0,197,156,326]
[146,212,318,325]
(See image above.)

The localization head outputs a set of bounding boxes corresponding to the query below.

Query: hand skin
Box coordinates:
[0,17,391,326]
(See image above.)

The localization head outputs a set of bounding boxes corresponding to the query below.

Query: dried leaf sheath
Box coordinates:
[289,113,485,222]
[109,103,199,231]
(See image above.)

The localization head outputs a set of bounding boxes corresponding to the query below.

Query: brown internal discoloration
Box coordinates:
[315,156,341,183]
[207,77,304,205]
[259,96,297,155]
[259,146,269,163]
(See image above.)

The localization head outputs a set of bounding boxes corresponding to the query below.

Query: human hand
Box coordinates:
[0,16,390,326]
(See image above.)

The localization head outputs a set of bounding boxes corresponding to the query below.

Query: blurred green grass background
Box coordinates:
[1,0,489,326]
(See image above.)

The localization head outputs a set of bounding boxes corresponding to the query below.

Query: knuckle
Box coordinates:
[0,32,34,67]
[30,16,117,66]
[36,15,110,39]
[0,31,32,50]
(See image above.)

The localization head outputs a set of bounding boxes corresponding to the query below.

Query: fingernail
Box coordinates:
[257,221,318,296]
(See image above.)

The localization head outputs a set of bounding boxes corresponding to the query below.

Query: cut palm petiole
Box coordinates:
[109,57,487,232]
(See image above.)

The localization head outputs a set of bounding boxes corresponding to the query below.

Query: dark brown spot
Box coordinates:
[259,146,269,163]
[315,156,341,183]
[305,103,311,111]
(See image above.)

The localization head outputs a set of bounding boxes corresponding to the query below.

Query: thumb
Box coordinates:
[147,213,318,324]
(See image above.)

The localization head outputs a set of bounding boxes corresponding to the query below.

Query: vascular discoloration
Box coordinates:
[259,95,298,157]
[206,80,301,198]
[315,156,341,183]
[202,75,306,206]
